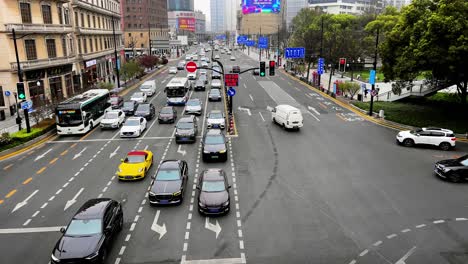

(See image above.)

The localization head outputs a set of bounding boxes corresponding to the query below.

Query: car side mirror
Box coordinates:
[228,185,232,189]
[60,227,66,233]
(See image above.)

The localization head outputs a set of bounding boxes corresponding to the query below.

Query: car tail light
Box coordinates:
[451,137,457,141]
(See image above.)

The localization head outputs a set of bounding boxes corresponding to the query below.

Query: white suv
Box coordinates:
[396,127,456,151]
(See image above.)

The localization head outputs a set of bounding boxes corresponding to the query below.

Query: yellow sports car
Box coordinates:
[117,150,153,180]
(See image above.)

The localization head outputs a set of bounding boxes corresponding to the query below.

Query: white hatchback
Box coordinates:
[396,127,456,150]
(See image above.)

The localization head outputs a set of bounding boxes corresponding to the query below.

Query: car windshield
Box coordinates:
[209,113,223,119]
[205,135,224,145]
[65,219,101,236]
[125,155,145,163]
[110,97,120,103]
[202,180,225,192]
[196,81,204,86]
[187,100,199,106]
[177,122,193,129]
[132,92,144,98]
[458,156,468,166]
[140,85,152,90]
[137,104,150,111]
[410,129,423,134]
[170,67,176,70]
[104,112,118,119]
[161,107,173,114]
[210,90,220,95]
[124,119,140,126]
[156,169,180,181]
[123,102,134,108]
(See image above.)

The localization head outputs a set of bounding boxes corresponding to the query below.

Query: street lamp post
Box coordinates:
[369,28,379,116]
[12,28,31,133]
[111,17,121,89]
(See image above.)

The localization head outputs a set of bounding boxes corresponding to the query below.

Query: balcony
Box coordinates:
[77,47,124,61]
[10,56,75,71]
[75,27,122,35]
[5,23,73,34]
[71,0,121,18]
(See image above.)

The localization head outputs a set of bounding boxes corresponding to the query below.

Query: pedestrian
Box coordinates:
[356,74,361,80]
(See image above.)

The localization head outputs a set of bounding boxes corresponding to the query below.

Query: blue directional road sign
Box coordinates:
[245,40,256,47]
[317,58,325,75]
[285,47,305,59]
[4,91,11,96]
[369,70,376,85]
[227,87,236,97]
[237,35,247,45]
[258,37,268,49]
[21,100,33,110]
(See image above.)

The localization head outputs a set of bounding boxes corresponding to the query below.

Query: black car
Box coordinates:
[232,66,240,73]
[208,89,222,102]
[109,96,124,109]
[149,160,188,205]
[194,80,206,91]
[199,74,208,85]
[197,169,231,215]
[434,154,468,183]
[158,106,177,124]
[202,129,228,162]
[51,198,123,264]
[175,116,198,143]
[134,103,156,120]
[253,68,260,75]
[122,101,138,116]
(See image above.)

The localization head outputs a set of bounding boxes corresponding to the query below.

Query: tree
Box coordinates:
[346,81,361,100]
[138,55,159,69]
[97,82,114,90]
[120,60,142,83]
[379,0,468,104]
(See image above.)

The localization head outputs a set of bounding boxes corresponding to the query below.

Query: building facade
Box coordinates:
[122,0,168,57]
[0,0,123,116]
[308,0,384,14]
[167,0,194,11]
[194,10,206,41]
[286,0,308,29]
[210,0,225,33]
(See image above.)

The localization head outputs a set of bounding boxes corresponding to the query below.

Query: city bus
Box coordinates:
[55,89,111,135]
[165,77,190,106]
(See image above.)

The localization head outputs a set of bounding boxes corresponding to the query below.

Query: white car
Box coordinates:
[230,56,235,61]
[185,98,203,116]
[271,105,303,130]
[100,110,125,129]
[211,79,222,89]
[396,127,456,150]
[187,72,197,80]
[139,80,156,96]
[120,117,147,138]
[201,62,208,68]
[185,55,192,60]
[214,55,220,59]
[199,69,207,76]
[227,51,232,55]
[130,92,147,103]
[169,67,178,74]
[206,110,225,129]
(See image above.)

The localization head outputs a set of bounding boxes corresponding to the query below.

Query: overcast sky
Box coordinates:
[195,0,211,22]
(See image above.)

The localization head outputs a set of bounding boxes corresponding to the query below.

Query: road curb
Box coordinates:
[0,130,57,161]
[280,70,468,144]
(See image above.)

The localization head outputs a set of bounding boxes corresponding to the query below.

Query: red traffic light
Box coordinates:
[269,61,275,67]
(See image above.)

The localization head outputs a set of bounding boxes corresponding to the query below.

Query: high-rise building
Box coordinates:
[385,0,411,10]
[122,0,169,57]
[285,0,308,29]
[308,0,384,15]
[0,0,123,115]
[210,0,225,33]
[167,0,194,11]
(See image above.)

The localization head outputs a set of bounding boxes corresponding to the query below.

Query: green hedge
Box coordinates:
[0,119,55,152]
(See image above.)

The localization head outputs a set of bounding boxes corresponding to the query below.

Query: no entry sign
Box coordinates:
[186,61,197,73]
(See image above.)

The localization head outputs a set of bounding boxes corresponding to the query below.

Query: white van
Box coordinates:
[271,105,303,130]
[192,55,199,61]
[139,80,157,96]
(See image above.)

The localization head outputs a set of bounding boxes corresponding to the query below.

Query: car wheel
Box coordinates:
[272,117,276,124]
[448,173,462,183]
[439,142,451,151]
[90,122,94,130]
[403,138,414,147]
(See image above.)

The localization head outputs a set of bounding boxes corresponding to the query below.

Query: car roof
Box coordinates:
[74,198,113,220]
[106,109,121,113]
[202,169,224,180]
[179,116,195,123]
[127,117,141,120]
[206,128,223,136]
[209,89,220,93]
[423,127,453,133]
[188,98,200,102]
[160,160,181,169]
[276,104,300,111]
[209,110,222,114]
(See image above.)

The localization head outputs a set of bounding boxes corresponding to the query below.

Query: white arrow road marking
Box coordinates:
[109,146,120,159]
[12,190,39,213]
[238,106,251,116]
[34,148,53,161]
[151,210,167,240]
[395,246,417,264]
[249,94,254,101]
[307,111,321,121]
[308,106,321,115]
[73,147,87,160]
[64,188,84,211]
[205,217,221,239]
[259,112,265,122]
[177,145,187,156]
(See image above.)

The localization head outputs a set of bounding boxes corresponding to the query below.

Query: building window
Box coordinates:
[20,2,32,23]
[140,32,143,38]
[62,37,67,56]
[95,38,98,51]
[89,38,93,52]
[24,39,37,60]
[93,16,96,28]
[87,14,91,27]
[57,5,63,24]
[83,38,88,53]
[46,39,57,58]
[128,33,131,37]
[69,38,74,55]
[75,11,78,26]
[127,23,131,28]
[78,38,82,54]
[100,38,103,50]
[81,13,84,27]
[42,4,52,24]
[98,17,101,28]
[141,43,144,48]
[64,8,70,24]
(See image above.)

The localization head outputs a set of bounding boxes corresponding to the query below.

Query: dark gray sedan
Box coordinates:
[208,89,222,102]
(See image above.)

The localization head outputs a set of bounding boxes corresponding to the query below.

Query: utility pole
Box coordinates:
[248,28,250,56]
[112,17,121,89]
[277,24,280,66]
[369,28,379,116]
[12,28,31,133]
[318,17,324,89]
[259,26,262,61]
[148,21,151,56]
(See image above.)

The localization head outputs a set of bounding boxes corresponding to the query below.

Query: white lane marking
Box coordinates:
[308,106,321,115]
[243,83,247,89]
[64,188,85,211]
[0,226,64,234]
[40,202,48,209]
[125,234,131,241]
[359,249,369,257]
[238,230,243,238]
[32,211,40,218]
[72,147,87,160]
[130,223,136,231]
[102,187,108,192]
[185,231,190,240]
[258,112,265,122]
[373,240,383,247]
[456,218,468,221]
[12,189,39,213]
[239,240,244,249]
[401,229,411,233]
[23,219,32,226]
[55,189,62,195]
[48,196,55,201]
[433,220,445,224]
[387,234,397,239]
[134,215,140,222]
[109,146,120,159]
[183,242,188,251]
[415,224,426,228]
[348,260,356,264]
[119,246,126,255]
[249,94,254,101]
[63,182,69,188]
[395,246,417,264]
[205,217,222,239]
[307,111,320,121]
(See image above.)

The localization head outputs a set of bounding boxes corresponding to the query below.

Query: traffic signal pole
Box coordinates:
[12,28,30,133]
[369,28,379,116]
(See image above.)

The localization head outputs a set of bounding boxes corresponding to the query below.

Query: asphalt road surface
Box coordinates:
[1,47,468,264]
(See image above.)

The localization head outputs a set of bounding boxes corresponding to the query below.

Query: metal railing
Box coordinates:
[380,84,443,102]
[10,56,76,71]
[75,27,122,35]
[5,23,73,33]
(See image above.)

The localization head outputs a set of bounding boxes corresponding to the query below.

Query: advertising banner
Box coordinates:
[242,0,281,14]
[178,17,195,32]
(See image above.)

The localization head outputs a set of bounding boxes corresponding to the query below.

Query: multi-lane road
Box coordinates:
[1,47,468,264]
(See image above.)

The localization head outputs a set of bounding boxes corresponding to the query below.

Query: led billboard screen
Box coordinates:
[177,17,195,32]
[242,0,281,14]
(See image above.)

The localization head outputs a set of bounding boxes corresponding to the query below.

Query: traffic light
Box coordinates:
[259,61,266,77]
[269,60,275,76]
[16,82,26,100]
